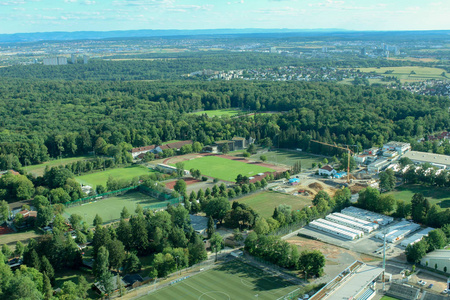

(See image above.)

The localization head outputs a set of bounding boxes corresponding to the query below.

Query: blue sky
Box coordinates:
[0,0,448,34]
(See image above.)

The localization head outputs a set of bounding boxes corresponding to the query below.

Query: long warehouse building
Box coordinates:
[333,212,379,231]
[341,206,394,225]
[400,227,434,247]
[376,221,421,243]
[315,219,364,238]
[326,214,376,233]
[309,220,358,240]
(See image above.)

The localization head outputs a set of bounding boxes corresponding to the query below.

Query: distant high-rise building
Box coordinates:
[270,47,277,53]
[361,48,366,56]
[322,47,328,53]
[43,56,68,66]
[57,57,67,65]
[71,54,77,64]
[83,55,89,64]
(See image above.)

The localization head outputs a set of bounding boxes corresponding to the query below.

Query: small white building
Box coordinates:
[382,141,411,155]
[318,165,336,176]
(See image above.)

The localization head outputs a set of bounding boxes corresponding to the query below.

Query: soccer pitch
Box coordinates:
[177,156,275,182]
[65,191,161,226]
[142,260,298,300]
[76,165,154,188]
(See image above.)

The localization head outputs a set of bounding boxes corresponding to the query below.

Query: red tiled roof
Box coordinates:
[320,165,334,172]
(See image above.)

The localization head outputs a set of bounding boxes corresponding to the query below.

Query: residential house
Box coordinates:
[318,165,336,176]
[232,137,247,150]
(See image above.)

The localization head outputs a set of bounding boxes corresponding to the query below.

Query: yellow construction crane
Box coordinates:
[310,140,354,184]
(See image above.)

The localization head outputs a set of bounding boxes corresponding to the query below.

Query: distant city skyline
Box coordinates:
[0,0,448,35]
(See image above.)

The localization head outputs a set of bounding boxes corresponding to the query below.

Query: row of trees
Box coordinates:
[406,226,450,263]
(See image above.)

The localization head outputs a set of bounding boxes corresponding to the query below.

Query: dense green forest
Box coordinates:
[0,79,449,166]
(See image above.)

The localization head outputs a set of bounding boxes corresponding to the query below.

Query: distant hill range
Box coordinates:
[0,29,448,43]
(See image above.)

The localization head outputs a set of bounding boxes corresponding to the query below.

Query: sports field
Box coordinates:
[76,165,154,188]
[191,109,242,117]
[356,66,447,83]
[177,156,275,182]
[234,191,312,218]
[65,191,161,225]
[142,260,298,300]
[23,156,93,176]
[251,149,326,169]
[386,184,450,209]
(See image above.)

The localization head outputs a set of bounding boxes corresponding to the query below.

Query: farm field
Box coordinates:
[251,149,326,169]
[65,191,161,225]
[234,191,311,218]
[23,156,93,176]
[141,259,297,300]
[355,66,447,82]
[177,156,275,182]
[386,184,450,209]
[191,109,242,117]
[75,165,154,188]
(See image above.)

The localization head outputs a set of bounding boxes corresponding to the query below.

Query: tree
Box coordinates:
[96,184,106,195]
[120,207,130,220]
[221,143,229,154]
[188,234,207,266]
[406,240,428,263]
[175,162,185,178]
[36,205,53,228]
[107,239,126,270]
[254,217,270,235]
[411,193,430,223]
[95,246,114,296]
[0,200,9,223]
[395,200,411,218]
[207,216,215,239]
[298,250,326,277]
[379,169,396,192]
[69,214,83,231]
[427,229,447,251]
[174,179,187,195]
[14,241,24,258]
[93,214,103,227]
[43,273,53,300]
[247,143,257,154]
[123,252,141,274]
[210,233,224,261]
[40,255,55,284]
[205,197,231,224]
[77,275,90,299]
[260,155,267,162]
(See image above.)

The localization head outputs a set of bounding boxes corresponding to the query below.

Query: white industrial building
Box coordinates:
[314,219,364,238]
[400,227,434,247]
[341,206,394,226]
[333,212,379,231]
[402,151,450,169]
[382,141,411,155]
[375,221,421,243]
[309,220,359,240]
[326,213,377,233]
[368,157,391,173]
[420,250,450,274]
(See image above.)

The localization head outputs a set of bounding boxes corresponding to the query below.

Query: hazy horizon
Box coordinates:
[0,0,448,35]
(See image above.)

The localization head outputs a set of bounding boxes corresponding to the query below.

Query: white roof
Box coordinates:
[403,151,450,166]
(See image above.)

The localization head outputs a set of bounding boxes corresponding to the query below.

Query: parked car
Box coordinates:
[443,289,449,294]
[428,284,433,289]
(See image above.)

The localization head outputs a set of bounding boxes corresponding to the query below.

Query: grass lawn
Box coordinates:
[140,259,297,300]
[177,156,275,182]
[23,156,93,176]
[64,191,161,226]
[234,191,312,218]
[380,296,401,300]
[251,149,326,169]
[356,66,447,83]
[190,109,242,117]
[54,268,98,299]
[0,230,42,249]
[76,165,154,188]
[386,184,450,208]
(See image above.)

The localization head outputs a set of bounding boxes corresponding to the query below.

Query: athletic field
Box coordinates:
[251,149,325,169]
[234,191,312,218]
[177,156,275,182]
[142,260,298,300]
[65,191,161,225]
[76,165,154,188]
[356,66,447,83]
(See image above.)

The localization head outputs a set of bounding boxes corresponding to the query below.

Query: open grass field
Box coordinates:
[234,191,311,218]
[75,165,154,188]
[141,260,298,300]
[23,156,93,176]
[251,149,326,169]
[356,66,447,83]
[178,156,275,182]
[380,296,401,300]
[191,109,242,117]
[65,191,161,225]
[386,184,450,208]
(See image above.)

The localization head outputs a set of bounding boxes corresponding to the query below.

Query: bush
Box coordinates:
[213,178,219,183]
[202,176,208,181]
